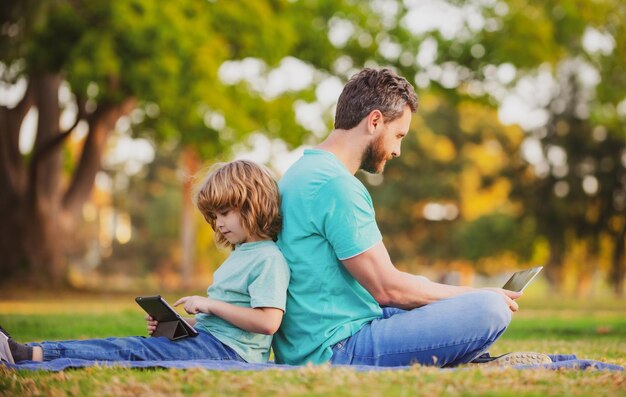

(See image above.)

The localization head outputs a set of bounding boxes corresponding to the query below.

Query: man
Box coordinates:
[274,68,542,367]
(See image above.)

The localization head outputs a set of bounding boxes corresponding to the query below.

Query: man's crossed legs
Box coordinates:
[330,290,511,367]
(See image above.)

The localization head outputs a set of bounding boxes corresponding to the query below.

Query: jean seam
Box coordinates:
[34,335,248,362]
[52,348,240,361]
[350,336,497,360]
[43,348,60,361]
[64,348,133,360]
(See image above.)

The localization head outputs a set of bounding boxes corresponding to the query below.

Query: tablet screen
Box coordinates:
[136,295,181,322]
[502,266,543,292]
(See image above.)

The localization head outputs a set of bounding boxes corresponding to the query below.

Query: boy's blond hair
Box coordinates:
[194,160,281,249]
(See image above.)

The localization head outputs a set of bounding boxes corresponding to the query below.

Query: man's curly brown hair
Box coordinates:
[334,68,418,130]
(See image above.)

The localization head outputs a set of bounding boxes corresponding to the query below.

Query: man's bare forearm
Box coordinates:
[342,241,519,311]
[383,272,475,309]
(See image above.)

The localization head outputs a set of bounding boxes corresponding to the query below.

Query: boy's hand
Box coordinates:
[145,315,158,335]
[174,295,213,315]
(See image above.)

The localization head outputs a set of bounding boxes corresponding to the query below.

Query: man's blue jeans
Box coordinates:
[330,291,511,367]
[30,328,245,362]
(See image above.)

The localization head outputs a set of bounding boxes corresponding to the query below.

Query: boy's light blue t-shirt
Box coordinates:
[273,149,383,365]
[195,240,290,363]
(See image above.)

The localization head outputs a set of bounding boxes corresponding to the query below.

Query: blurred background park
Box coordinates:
[1,0,625,299]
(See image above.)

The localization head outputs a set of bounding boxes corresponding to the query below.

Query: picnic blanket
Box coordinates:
[3,354,623,372]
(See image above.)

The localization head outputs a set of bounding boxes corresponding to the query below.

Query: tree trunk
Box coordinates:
[21,202,66,286]
[0,73,136,287]
[576,238,599,298]
[611,225,625,297]
[545,240,565,294]
[24,74,65,285]
[575,267,594,298]
[0,81,32,281]
[180,146,200,289]
[0,199,28,281]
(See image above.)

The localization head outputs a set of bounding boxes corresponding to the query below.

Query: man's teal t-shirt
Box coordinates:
[273,149,383,365]
[195,240,290,363]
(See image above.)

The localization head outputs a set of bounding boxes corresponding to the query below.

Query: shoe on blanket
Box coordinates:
[0,325,31,363]
[0,328,15,364]
[471,352,552,367]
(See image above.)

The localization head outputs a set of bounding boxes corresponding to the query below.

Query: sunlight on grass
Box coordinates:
[2,364,625,397]
[0,293,186,315]
[1,294,624,396]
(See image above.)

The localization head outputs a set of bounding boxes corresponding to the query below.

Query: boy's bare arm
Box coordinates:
[342,241,520,311]
[174,296,283,335]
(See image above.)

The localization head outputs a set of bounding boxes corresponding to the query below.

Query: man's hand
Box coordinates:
[174,295,213,315]
[145,315,158,335]
[482,288,522,312]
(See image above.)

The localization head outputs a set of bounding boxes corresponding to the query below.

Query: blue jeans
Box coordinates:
[30,328,245,362]
[330,291,511,367]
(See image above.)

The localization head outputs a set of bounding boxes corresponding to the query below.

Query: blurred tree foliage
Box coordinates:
[484,0,626,294]
[0,0,380,286]
[96,143,228,288]
[367,93,534,274]
[1,0,624,295]
[362,0,626,294]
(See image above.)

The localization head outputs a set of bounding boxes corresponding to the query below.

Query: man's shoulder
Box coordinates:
[281,151,345,180]
[281,160,362,194]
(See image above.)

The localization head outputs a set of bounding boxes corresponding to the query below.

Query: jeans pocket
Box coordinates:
[333,338,347,352]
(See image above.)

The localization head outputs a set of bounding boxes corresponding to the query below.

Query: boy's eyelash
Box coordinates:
[208,209,230,219]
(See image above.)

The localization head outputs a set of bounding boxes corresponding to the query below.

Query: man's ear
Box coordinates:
[366,109,383,134]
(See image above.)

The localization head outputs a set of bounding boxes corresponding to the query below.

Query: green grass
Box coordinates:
[1,294,625,396]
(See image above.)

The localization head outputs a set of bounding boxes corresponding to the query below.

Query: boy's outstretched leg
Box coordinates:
[0,325,244,363]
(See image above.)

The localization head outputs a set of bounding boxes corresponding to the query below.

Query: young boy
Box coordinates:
[0,160,289,365]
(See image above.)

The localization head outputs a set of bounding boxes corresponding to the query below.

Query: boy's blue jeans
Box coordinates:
[30,328,245,362]
[330,291,512,367]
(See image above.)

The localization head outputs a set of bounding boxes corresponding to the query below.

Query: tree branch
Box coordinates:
[27,116,82,193]
[13,81,35,123]
[62,96,137,215]
[0,80,35,195]
[29,94,86,167]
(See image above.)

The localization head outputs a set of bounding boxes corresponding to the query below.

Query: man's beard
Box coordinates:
[360,134,388,174]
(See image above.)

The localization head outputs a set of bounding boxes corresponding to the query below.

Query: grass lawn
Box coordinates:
[0,293,624,396]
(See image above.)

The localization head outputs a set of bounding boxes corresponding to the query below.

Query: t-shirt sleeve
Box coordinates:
[317,176,382,260]
[247,252,290,311]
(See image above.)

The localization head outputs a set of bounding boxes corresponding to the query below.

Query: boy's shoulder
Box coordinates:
[258,242,289,268]
[247,242,290,280]
[258,241,282,255]
[243,241,286,262]
[228,242,288,278]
